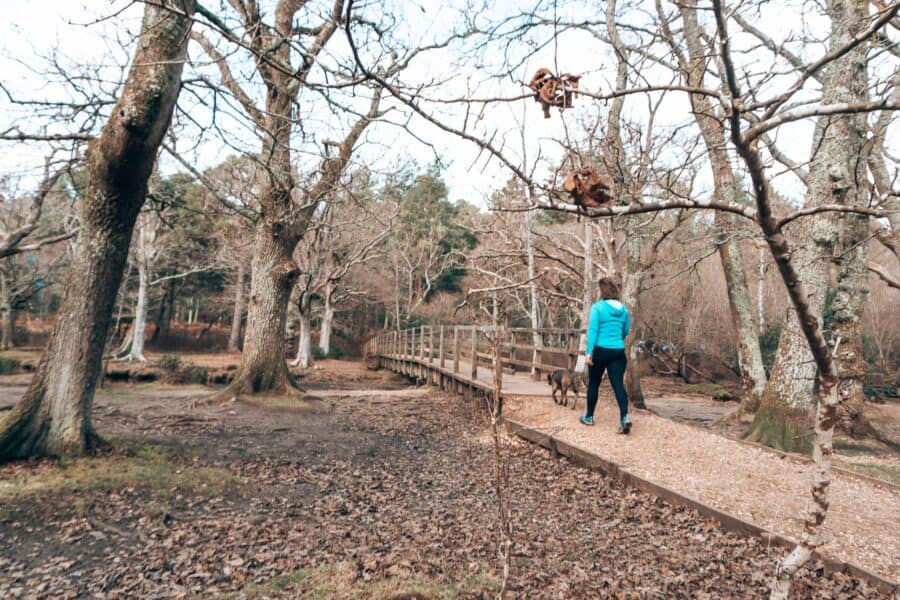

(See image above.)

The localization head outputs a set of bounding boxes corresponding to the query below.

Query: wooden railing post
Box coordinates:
[453,326,460,373]
[429,326,435,364]
[419,326,425,359]
[438,326,445,369]
[470,327,478,379]
[567,332,576,372]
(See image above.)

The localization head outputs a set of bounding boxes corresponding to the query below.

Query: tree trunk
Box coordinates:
[621,224,646,409]
[318,283,334,355]
[718,231,767,412]
[1,307,14,351]
[227,262,246,352]
[524,208,542,375]
[128,251,149,361]
[581,221,593,332]
[292,293,313,368]
[223,218,300,396]
[749,0,866,455]
[757,245,767,334]
[153,275,176,342]
[0,267,13,351]
[832,213,871,435]
[678,1,767,412]
[0,0,194,460]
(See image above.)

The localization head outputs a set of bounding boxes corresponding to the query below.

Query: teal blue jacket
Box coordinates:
[585,299,631,351]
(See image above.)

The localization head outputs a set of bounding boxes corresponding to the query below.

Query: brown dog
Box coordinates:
[548,369,579,410]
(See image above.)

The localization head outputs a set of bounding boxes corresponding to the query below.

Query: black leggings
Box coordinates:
[586,347,628,420]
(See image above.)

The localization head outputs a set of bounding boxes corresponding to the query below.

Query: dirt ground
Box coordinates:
[0,361,890,599]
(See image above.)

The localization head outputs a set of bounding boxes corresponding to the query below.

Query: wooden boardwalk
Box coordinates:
[378,353,553,397]
[369,325,584,399]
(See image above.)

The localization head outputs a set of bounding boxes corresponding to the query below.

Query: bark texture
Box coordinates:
[129,255,149,361]
[0,0,195,459]
[229,217,301,395]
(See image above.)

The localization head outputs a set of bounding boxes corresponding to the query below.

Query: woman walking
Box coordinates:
[581,277,632,433]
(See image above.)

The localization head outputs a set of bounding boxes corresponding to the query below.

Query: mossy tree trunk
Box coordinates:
[748,0,868,453]
[0,0,195,460]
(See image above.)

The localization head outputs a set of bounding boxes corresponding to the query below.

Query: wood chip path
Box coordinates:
[504,395,900,581]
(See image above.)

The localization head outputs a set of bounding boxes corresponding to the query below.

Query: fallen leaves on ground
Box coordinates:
[0,369,886,599]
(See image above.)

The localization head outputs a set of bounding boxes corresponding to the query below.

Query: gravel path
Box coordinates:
[505,395,900,581]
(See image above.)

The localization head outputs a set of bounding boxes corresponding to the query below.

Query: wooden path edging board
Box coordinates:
[503,418,899,596]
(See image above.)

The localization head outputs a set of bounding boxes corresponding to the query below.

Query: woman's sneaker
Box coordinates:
[618,414,632,435]
[580,415,594,426]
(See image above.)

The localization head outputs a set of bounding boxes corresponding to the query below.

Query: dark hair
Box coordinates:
[597,276,621,300]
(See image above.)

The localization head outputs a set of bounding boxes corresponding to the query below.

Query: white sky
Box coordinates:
[1,0,896,209]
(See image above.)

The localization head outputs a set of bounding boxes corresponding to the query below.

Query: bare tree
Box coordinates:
[291,187,394,365]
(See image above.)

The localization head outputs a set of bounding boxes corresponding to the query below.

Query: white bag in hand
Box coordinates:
[574,353,586,374]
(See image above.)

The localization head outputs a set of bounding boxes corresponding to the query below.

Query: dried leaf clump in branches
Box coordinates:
[528,68,581,118]
[563,168,615,209]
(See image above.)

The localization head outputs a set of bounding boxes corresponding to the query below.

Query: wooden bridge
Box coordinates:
[366,325,586,398]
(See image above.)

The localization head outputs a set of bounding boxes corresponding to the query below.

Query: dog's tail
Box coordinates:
[546,372,552,385]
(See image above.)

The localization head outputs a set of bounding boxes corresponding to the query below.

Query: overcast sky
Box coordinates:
[1,1,896,209]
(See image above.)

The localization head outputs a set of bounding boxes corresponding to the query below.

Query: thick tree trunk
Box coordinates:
[227,262,246,352]
[223,219,299,396]
[0,0,194,460]
[749,0,866,454]
[318,284,334,355]
[831,213,870,435]
[128,254,149,361]
[679,1,766,412]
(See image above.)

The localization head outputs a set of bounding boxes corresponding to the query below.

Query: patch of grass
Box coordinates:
[0,439,237,500]
[0,349,40,363]
[833,438,883,456]
[240,562,500,599]
[0,357,21,374]
[682,383,738,401]
[840,462,900,485]
[156,353,182,371]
